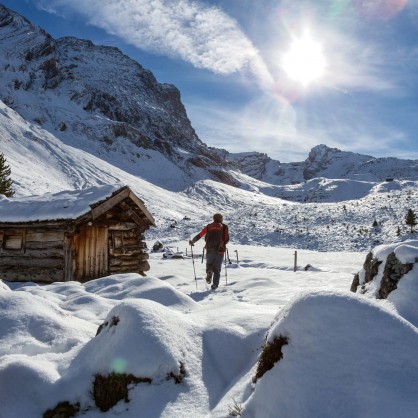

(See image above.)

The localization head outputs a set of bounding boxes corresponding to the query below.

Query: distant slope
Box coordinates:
[2,98,418,252]
[227,144,418,186]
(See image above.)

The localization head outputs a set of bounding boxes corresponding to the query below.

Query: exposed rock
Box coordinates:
[350,251,382,293]
[96,315,119,336]
[167,361,186,384]
[93,373,152,412]
[351,250,414,299]
[43,401,80,418]
[379,252,414,299]
[350,274,360,293]
[254,335,288,382]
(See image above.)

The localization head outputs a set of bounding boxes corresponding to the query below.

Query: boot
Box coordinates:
[206,270,213,284]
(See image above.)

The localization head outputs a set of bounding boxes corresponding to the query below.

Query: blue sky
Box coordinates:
[3,0,418,162]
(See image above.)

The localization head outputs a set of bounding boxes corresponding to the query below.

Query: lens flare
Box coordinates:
[353,0,407,21]
[111,357,127,373]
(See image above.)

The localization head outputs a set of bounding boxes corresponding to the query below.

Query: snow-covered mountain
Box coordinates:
[0,4,240,190]
[1,3,418,253]
[227,144,418,186]
[2,3,418,196]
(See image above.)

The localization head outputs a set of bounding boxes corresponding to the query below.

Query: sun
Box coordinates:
[282,30,326,86]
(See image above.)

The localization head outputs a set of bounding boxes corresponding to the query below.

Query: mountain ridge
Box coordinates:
[1,3,418,199]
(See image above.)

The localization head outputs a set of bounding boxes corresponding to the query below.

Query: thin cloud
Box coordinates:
[187,95,319,162]
[33,0,274,90]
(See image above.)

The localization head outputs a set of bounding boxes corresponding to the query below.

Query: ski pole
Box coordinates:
[201,247,205,263]
[224,250,228,286]
[190,245,197,290]
[226,248,232,264]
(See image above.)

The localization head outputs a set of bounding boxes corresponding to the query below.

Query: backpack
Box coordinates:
[205,222,228,252]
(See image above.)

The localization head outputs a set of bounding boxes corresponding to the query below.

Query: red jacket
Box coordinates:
[192,222,229,254]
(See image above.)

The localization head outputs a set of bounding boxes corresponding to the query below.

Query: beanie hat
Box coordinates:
[213,213,223,223]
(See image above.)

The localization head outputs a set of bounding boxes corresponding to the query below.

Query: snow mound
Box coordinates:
[69,299,191,380]
[84,274,198,310]
[245,291,418,418]
[372,240,418,264]
[0,279,11,291]
[0,291,95,356]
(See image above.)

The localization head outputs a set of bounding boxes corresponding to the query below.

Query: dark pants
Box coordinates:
[206,251,224,287]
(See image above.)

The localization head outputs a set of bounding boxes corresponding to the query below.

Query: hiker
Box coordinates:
[189,213,229,290]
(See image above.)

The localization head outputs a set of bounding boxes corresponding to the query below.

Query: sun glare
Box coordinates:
[282,30,326,86]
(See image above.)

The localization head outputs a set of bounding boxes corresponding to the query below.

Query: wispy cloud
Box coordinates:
[33,0,273,90]
[187,90,418,162]
[187,95,320,162]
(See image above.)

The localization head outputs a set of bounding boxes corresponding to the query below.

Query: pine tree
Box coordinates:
[405,209,417,233]
[0,152,14,197]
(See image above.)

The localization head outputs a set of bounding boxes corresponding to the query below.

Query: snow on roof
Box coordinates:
[0,184,123,223]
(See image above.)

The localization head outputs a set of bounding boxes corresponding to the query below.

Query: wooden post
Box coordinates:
[294,251,297,272]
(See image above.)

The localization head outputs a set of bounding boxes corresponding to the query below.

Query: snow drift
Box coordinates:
[245,290,418,418]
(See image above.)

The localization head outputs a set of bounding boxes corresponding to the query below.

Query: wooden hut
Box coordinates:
[0,185,155,283]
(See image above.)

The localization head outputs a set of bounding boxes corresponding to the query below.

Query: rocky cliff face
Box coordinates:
[0,4,240,187]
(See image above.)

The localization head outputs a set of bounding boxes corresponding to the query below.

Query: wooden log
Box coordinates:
[138,260,150,271]
[110,251,149,260]
[109,258,140,268]
[4,249,65,258]
[25,240,64,250]
[26,231,66,242]
[0,257,65,269]
[107,223,138,231]
[108,260,150,274]
[0,267,64,283]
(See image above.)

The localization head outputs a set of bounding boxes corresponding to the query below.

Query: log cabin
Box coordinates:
[0,185,155,283]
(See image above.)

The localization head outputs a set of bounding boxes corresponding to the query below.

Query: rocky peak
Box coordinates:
[0,4,232,186]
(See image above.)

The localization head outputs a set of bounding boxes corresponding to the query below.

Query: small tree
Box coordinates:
[0,152,14,197]
[372,219,378,228]
[405,209,417,233]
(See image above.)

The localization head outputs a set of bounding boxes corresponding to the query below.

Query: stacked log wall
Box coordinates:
[0,228,66,283]
[108,225,150,275]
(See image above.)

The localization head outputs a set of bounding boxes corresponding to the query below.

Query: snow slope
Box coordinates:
[2,242,418,417]
[2,98,418,252]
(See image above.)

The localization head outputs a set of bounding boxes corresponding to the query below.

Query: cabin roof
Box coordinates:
[0,185,156,226]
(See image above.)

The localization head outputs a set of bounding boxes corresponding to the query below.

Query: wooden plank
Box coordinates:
[64,235,73,282]
[91,188,130,220]
[128,190,156,226]
[26,231,66,242]
[103,228,108,277]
